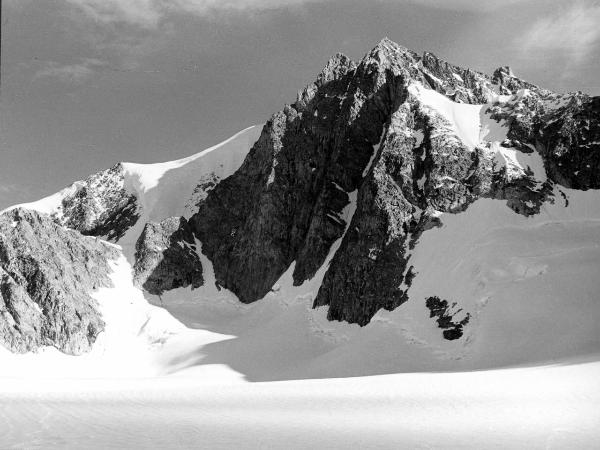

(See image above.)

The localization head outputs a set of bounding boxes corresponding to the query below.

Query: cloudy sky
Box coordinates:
[1,0,599,209]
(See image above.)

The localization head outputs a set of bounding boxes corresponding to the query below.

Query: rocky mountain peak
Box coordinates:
[492,65,515,82]
[189,37,600,327]
[315,52,356,87]
[365,37,419,67]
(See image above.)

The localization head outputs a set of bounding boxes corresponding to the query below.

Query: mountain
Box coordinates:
[192,39,599,328]
[0,38,598,372]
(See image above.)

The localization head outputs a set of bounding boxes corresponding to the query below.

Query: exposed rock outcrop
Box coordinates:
[425,296,471,340]
[0,208,118,354]
[487,75,599,190]
[133,217,203,296]
[538,96,600,189]
[53,163,141,241]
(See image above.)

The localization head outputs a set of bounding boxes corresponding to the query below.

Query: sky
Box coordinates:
[1,0,600,209]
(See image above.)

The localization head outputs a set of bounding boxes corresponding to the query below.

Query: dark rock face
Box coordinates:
[191,51,371,303]
[425,296,471,340]
[492,65,550,96]
[0,208,119,354]
[490,166,555,216]
[55,163,141,241]
[133,217,203,296]
[420,51,494,104]
[538,96,600,189]
[190,38,600,328]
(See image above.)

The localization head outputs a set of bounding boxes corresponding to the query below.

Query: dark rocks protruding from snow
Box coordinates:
[492,66,550,96]
[538,96,600,189]
[486,77,599,191]
[56,163,141,241]
[490,167,555,216]
[134,217,203,296]
[492,66,514,82]
[0,208,119,354]
[425,296,471,340]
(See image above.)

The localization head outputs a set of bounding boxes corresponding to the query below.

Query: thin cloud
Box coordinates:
[30,1,325,79]
[63,0,322,28]
[4,0,34,10]
[169,0,321,14]
[520,3,600,65]
[64,0,163,28]
[34,58,107,83]
[406,0,527,11]
[0,185,18,194]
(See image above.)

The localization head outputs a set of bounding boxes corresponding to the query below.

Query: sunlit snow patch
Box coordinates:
[408,83,483,150]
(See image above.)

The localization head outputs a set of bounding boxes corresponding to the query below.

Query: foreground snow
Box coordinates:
[0,360,598,449]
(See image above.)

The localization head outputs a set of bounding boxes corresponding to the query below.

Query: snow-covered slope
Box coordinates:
[142,195,600,379]
[408,82,483,150]
[1,225,598,448]
[2,125,261,259]
[3,184,599,378]
[4,126,259,218]
[1,234,599,447]
[0,254,183,378]
[2,360,599,449]
[121,125,260,221]
[1,219,599,448]
[117,125,261,260]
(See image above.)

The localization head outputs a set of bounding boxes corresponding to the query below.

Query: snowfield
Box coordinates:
[1,362,598,449]
[409,82,483,150]
[1,105,600,448]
